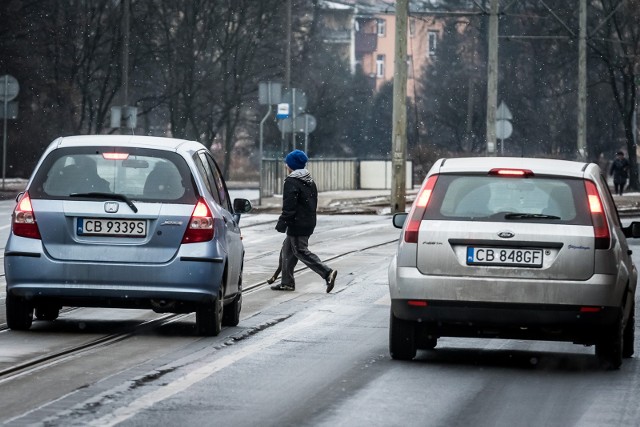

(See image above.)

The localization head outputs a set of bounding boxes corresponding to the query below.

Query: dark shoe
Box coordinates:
[326,270,337,293]
[266,275,278,284]
[271,283,295,291]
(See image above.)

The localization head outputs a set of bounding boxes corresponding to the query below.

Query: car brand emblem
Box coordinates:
[104,202,119,213]
[498,230,515,239]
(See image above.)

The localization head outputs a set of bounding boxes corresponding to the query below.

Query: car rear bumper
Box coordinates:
[5,252,225,310]
[390,266,625,307]
[391,299,621,344]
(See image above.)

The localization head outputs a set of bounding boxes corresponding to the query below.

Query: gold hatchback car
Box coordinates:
[389,157,640,369]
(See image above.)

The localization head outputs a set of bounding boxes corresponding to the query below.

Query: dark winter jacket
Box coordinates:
[610,157,629,182]
[275,169,318,236]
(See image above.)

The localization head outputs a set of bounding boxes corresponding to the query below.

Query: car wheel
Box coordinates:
[596,315,623,370]
[196,290,223,336]
[623,301,635,358]
[6,294,34,331]
[35,306,60,321]
[222,293,242,327]
[389,309,416,360]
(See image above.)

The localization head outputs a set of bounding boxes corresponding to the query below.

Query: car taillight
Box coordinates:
[488,168,534,177]
[182,198,214,243]
[12,192,41,239]
[102,152,129,160]
[404,175,438,243]
[584,180,610,249]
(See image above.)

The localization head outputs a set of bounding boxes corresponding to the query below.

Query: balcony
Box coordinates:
[356,32,377,54]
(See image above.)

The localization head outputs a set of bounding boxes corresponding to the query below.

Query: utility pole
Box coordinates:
[485,0,499,155]
[122,0,130,107]
[285,0,292,91]
[391,0,408,213]
[577,0,587,160]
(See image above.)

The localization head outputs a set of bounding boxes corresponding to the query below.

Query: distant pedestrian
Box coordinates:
[610,151,629,196]
[271,149,338,293]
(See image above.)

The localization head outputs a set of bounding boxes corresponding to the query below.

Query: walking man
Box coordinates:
[271,149,338,293]
[610,151,629,196]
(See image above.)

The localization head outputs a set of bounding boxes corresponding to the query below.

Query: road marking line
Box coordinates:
[88,311,326,427]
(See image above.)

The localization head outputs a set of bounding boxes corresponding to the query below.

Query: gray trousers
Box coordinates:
[281,235,331,287]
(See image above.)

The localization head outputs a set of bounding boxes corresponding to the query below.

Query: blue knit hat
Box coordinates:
[285,149,308,170]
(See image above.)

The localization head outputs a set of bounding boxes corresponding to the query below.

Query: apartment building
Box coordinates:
[319,0,453,96]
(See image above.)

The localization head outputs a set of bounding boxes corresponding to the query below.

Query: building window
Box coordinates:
[428,31,438,56]
[409,19,415,37]
[377,19,386,37]
[376,54,385,78]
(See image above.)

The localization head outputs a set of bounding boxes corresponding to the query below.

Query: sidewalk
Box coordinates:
[252,187,419,215]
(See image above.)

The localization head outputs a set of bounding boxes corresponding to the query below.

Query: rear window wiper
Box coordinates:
[504,212,560,220]
[69,192,138,213]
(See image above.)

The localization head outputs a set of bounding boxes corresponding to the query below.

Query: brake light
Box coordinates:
[488,168,534,177]
[404,175,438,243]
[408,300,428,307]
[580,306,602,313]
[182,198,214,243]
[102,153,129,160]
[584,180,610,249]
[12,192,41,239]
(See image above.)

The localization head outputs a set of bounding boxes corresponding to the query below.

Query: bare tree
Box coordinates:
[589,0,639,189]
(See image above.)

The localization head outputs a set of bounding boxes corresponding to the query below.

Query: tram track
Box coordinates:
[0,237,398,382]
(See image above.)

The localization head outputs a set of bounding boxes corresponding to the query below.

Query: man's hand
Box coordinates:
[275,221,287,233]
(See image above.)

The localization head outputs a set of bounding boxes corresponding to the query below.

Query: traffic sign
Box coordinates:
[259,81,282,105]
[496,119,513,140]
[496,101,512,120]
[294,114,316,133]
[0,75,19,102]
[276,103,290,119]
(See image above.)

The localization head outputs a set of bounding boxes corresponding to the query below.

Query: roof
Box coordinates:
[434,157,593,179]
[51,135,206,153]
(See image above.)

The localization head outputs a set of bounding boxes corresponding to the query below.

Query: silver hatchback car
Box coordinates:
[389,157,640,368]
[5,135,252,336]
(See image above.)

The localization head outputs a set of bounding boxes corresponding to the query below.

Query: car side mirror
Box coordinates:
[623,221,640,238]
[392,212,408,229]
[233,198,252,214]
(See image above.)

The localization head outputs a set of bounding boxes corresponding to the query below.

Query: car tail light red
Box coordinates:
[182,198,214,243]
[404,175,438,243]
[12,192,41,239]
[584,180,610,249]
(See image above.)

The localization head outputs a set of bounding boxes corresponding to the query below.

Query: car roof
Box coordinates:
[51,135,205,153]
[434,157,594,179]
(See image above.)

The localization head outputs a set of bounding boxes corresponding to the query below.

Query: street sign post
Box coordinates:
[495,101,513,155]
[1,75,19,190]
[258,81,283,206]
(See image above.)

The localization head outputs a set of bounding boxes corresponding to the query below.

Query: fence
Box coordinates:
[260,158,412,197]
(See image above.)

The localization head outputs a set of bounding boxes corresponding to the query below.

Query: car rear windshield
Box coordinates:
[424,174,592,224]
[28,147,198,203]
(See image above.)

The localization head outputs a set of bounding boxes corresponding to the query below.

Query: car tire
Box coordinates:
[389,309,417,360]
[596,315,624,370]
[222,293,242,327]
[623,301,635,358]
[196,291,223,337]
[35,306,60,321]
[6,294,34,331]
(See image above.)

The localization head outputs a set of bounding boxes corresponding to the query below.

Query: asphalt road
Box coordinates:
[0,202,639,426]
